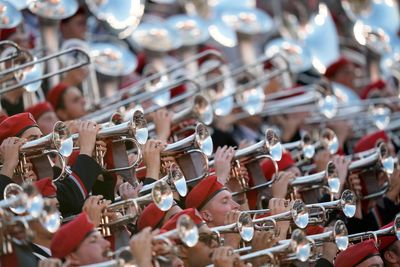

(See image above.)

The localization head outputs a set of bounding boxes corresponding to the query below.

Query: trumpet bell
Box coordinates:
[0,1,22,29]
[301,133,315,159]
[193,94,213,126]
[321,128,339,155]
[291,229,311,262]
[152,180,174,211]
[237,212,254,242]
[166,15,210,46]
[86,0,144,39]
[333,220,349,251]
[265,129,282,161]
[131,22,182,52]
[177,214,199,247]
[369,105,391,130]
[378,142,394,175]
[326,161,340,194]
[28,0,78,20]
[14,49,43,93]
[340,190,356,218]
[318,93,338,119]
[39,199,61,233]
[291,200,309,229]
[169,163,187,197]
[131,109,148,145]
[90,42,138,77]
[53,121,73,157]
[195,123,213,157]
[236,86,265,116]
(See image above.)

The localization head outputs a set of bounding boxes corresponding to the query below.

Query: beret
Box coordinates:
[25,102,54,121]
[51,212,94,259]
[47,83,70,109]
[185,175,226,210]
[0,27,17,41]
[325,57,352,78]
[360,79,386,100]
[260,151,294,180]
[334,239,380,267]
[34,177,57,197]
[161,208,204,232]
[0,113,38,144]
[353,130,388,153]
[137,203,166,231]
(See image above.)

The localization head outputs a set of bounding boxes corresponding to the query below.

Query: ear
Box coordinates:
[384,250,397,264]
[200,210,213,223]
[65,253,82,266]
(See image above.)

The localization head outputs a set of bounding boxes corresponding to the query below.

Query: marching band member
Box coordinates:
[25,102,59,135]
[334,239,384,267]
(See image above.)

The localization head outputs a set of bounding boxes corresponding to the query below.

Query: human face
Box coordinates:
[20,126,42,141]
[201,190,240,227]
[333,63,356,90]
[185,228,219,267]
[37,112,59,135]
[67,230,111,266]
[357,255,384,267]
[383,241,400,266]
[59,87,86,120]
[61,14,87,40]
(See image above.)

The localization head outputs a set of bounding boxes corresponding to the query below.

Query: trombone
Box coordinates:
[0,47,91,94]
[0,40,23,64]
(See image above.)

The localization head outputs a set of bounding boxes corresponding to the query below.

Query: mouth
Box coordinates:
[103,249,113,259]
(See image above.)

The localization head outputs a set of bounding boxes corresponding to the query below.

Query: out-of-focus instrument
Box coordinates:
[211,212,254,242]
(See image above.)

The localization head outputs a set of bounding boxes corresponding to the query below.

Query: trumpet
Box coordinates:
[140,163,187,197]
[0,40,23,64]
[101,180,173,236]
[72,109,148,175]
[0,121,72,182]
[0,47,91,94]
[238,229,311,264]
[207,128,282,190]
[99,215,199,267]
[307,220,349,251]
[306,190,357,224]
[348,213,400,243]
[211,212,254,242]
[147,94,214,134]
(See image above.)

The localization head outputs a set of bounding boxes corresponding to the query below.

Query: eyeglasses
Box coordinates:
[198,232,220,248]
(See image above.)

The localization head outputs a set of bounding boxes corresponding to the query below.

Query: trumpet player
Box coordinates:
[378,221,400,266]
[335,239,384,267]
[25,102,60,135]
[0,113,105,216]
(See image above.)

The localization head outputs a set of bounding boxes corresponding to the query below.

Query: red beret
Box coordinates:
[0,27,17,41]
[25,102,54,121]
[353,130,389,153]
[377,221,397,252]
[260,151,294,180]
[325,57,352,78]
[185,175,226,210]
[334,239,380,267]
[34,177,57,197]
[51,212,94,259]
[137,203,166,231]
[0,113,38,144]
[0,114,8,123]
[47,83,70,109]
[161,208,204,232]
[360,79,386,100]
[305,225,324,235]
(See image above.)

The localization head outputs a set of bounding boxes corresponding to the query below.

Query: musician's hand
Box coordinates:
[0,137,25,178]
[211,246,239,267]
[314,149,330,173]
[386,167,400,203]
[215,146,235,185]
[64,120,81,134]
[269,198,290,241]
[152,109,173,143]
[79,121,100,157]
[251,230,276,251]
[271,171,295,199]
[38,258,63,267]
[130,227,159,267]
[82,195,111,227]
[331,155,350,197]
[223,210,242,248]
[119,181,143,200]
[142,139,166,180]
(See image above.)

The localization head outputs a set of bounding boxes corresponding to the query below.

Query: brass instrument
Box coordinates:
[0,121,72,182]
[101,180,173,236]
[211,212,254,242]
[0,1,22,30]
[348,213,400,243]
[307,220,349,251]
[0,47,91,94]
